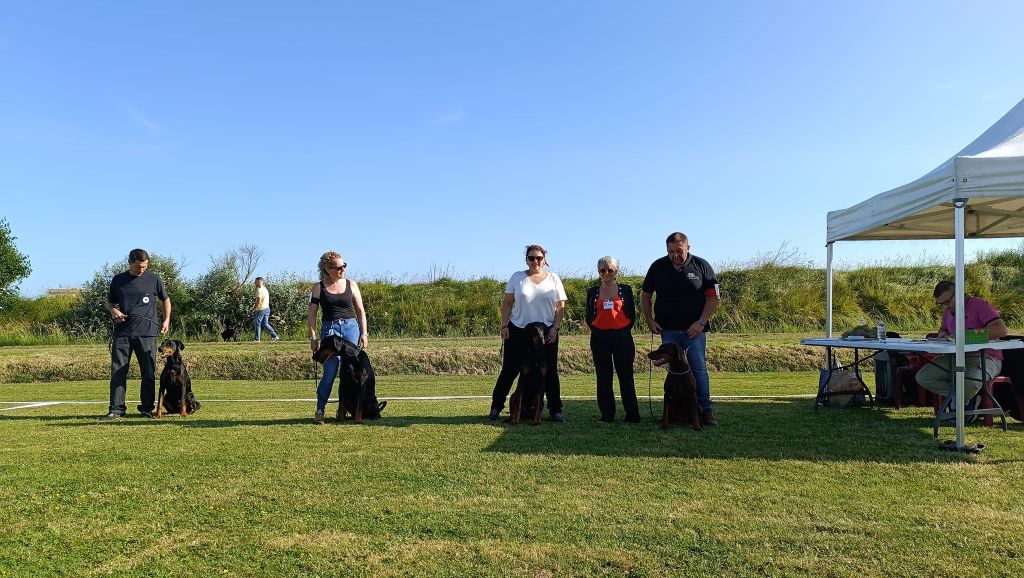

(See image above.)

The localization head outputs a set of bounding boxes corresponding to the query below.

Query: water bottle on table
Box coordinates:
[876,321,886,341]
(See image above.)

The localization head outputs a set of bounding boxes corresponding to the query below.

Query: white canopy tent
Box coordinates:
[825,96,1024,450]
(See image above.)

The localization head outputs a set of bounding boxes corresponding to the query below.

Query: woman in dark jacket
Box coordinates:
[585,256,641,423]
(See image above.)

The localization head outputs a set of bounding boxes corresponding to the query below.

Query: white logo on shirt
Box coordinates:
[142,296,150,304]
[687,273,699,280]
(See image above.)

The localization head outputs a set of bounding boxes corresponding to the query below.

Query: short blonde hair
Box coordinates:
[597,256,619,272]
[318,251,343,284]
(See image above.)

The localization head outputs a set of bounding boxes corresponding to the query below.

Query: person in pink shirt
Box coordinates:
[916,280,1008,400]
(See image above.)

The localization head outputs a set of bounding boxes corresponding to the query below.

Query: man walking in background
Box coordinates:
[99,248,171,421]
[253,276,279,342]
[641,232,721,426]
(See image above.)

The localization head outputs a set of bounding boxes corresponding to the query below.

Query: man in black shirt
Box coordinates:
[641,232,720,426]
[99,248,171,421]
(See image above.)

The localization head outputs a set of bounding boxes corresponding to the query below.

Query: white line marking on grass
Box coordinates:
[0,401,63,411]
[0,394,815,411]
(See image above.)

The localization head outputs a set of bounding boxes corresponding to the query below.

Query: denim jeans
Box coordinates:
[316,318,361,411]
[253,308,278,341]
[660,329,712,411]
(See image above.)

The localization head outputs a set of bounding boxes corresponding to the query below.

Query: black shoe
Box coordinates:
[624,416,642,424]
[700,409,718,427]
[598,417,614,424]
[550,412,566,423]
[97,412,122,422]
[138,411,154,419]
[486,409,500,422]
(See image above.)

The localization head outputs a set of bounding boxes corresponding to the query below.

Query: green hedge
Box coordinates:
[5,248,1024,344]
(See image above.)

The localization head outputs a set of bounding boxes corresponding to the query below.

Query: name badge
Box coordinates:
[603,300,615,310]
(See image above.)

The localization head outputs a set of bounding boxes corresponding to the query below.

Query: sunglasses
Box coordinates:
[526,255,544,262]
[598,268,617,274]
[328,263,347,270]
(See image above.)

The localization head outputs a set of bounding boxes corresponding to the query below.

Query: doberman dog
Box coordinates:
[335,338,386,424]
[509,322,548,425]
[647,342,701,431]
[156,339,200,418]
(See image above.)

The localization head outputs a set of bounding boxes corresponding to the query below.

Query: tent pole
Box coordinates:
[954,198,967,449]
[826,243,833,339]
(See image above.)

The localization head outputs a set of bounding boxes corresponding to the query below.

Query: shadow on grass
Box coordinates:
[478,399,1021,463]
[6,399,1020,464]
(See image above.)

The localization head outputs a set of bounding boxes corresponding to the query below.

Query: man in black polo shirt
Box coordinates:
[641,232,721,426]
[99,248,171,421]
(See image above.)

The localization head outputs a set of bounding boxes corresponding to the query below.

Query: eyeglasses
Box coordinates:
[598,268,617,274]
[526,255,544,262]
[328,263,347,270]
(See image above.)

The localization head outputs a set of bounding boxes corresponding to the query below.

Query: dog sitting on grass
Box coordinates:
[508,322,548,426]
[156,339,200,418]
[647,342,701,431]
[335,338,386,424]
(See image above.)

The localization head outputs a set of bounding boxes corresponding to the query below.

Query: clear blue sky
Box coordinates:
[4,1,1024,295]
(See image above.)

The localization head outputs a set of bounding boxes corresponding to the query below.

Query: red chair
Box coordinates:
[981,377,1012,427]
[894,351,939,409]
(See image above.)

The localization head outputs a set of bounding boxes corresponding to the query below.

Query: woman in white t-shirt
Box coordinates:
[487,244,568,422]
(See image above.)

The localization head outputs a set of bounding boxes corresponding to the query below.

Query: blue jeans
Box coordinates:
[661,330,712,411]
[253,308,278,341]
[316,318,360,411]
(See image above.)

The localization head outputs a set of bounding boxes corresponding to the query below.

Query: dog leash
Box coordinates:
[647,332,655,419]
[107,314,168,353]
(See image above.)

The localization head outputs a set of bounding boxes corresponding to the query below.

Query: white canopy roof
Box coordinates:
[828,97,1024,242]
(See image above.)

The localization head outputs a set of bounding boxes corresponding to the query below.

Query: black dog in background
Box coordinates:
[157,339,200,418]
[335,338,386,423]
[647,342,701,431]
[220,325,237,342]
[509,322,548,425]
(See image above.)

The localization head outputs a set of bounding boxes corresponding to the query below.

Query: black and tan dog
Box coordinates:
[157,339,200,418]
[647,342,701,431]
[509,322,548,426]
[335,338,386,424]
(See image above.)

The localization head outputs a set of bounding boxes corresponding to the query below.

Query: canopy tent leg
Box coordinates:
[824,243,835,373]
[826,243,834,339]
[954,198,967,450]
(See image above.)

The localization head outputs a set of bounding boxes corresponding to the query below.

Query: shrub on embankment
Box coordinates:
[5,245,1024,344]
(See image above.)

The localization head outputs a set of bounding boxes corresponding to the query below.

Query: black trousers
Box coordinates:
[109,335,157,415]
[491,323,562,414]
[590,328,640,421]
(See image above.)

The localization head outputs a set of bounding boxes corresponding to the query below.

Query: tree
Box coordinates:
[209,244,264,289]
[0,218,32,306]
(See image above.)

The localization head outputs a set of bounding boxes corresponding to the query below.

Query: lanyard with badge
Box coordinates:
[600,285,621,311]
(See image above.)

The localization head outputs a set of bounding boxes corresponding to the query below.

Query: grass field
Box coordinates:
[2,373,1024,577]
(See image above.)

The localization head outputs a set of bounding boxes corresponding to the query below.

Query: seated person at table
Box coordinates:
[916,280,1008,400]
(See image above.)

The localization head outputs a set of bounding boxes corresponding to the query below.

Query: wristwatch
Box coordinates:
[697,319,708,327]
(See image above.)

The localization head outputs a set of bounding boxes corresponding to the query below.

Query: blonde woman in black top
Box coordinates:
[307,251,368,424]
